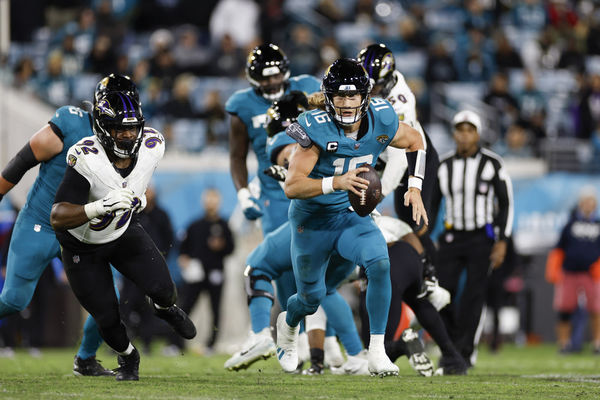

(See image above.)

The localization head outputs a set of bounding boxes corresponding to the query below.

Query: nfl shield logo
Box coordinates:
[122,182,128,188]
[354,143,360,149]
[73,255,80,264]
[297,225,304,233]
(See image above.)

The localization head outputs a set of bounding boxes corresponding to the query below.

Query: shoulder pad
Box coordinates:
[286,122,313,148]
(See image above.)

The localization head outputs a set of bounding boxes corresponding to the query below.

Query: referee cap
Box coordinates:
[453,110,482,134]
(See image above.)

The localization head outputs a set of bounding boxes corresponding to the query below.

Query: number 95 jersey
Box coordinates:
[65,128,165,244]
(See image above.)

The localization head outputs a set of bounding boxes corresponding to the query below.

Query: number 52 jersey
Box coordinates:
[64,128,165,244]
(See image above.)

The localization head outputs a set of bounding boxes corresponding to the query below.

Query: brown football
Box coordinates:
[348,164,382,217]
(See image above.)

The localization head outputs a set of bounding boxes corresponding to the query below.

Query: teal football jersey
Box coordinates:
[225,75,320,200]
[21,105,93,227]
[293,98,399,213]
[266,130,296,164]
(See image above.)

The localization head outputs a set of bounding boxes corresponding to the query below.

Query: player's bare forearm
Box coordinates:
[390,122,425,151]
[229,156,248,191]
[228,115,250,191]
[50,202,89,230]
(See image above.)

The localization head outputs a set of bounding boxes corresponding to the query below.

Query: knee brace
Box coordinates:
[244,266,275,305]
[558,312,572,322]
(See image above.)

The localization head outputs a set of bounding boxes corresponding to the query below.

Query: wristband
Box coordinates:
[322,177,334,194]
[407,176,423,191]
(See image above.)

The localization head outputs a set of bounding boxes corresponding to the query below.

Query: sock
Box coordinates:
[117,342,135,356]
[249,297,272,334]
[369,334,385,353]
[310,348,324,367]
[77,315,104,360]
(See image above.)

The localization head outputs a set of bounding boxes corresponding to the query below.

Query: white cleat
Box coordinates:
[276,312,299,373]
[331,349,370,375]
[368,348,399,378]
[324,336,345,368]
[224,328,276,371]
[401,328,435,377]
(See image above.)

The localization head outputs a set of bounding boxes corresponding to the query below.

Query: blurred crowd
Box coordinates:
[3,0,600,163]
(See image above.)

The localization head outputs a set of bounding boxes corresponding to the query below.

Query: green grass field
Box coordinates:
[1,344,599,399]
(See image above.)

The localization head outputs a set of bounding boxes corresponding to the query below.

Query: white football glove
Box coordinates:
[237,187,262,220]
[84,188,135,219]
[264,165,288,182]
[417,277,451,311]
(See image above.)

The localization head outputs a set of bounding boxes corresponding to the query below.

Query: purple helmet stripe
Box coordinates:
[123,93,137,119]
[117,92,130,118]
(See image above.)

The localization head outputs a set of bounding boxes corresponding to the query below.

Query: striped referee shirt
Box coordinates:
[436,147,514,240]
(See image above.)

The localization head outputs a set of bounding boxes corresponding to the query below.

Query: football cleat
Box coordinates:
[224,328,276,371]
[324,336,344,368]
[331,350,370,375]
[435,353,468,376]
[276,312,299,373]
[368,345,399,377]
[73,355,115,377]
[115,348,140,381]
[302,363,324,375]
[401,328,434,377]
[148,298,196,340]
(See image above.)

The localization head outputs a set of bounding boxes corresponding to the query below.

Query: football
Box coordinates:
[348,164,382,217]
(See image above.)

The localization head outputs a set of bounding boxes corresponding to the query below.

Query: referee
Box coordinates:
[434,110,514,367]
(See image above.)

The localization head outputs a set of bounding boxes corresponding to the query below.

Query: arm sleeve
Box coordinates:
[492,160,514,240]
[54,166,91,205]
[380,147,407,198]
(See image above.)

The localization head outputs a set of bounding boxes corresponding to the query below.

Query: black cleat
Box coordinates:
[115,348,140,381]
[73,355,115,377]
[401,328,435,377]
[436,354,468,375]
[148,298,196,339]
[302,363,324,375]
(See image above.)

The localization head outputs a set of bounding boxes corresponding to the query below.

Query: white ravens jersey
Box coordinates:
[65,127,165,244]
[377,70,426,197]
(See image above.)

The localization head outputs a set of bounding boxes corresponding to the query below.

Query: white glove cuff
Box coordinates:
[237,187,251,203]
[84,200,104,219]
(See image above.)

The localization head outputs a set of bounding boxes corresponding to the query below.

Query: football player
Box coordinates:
[227,43,320,234]
[360,215,469,376]
[50,91,196,381]
[277,58,427,377]
[357,44,441,266]
[224,92,369,375]
[0,74,137,376]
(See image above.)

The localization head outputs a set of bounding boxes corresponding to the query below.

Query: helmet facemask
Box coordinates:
[93,92,145,159]
[321,59,373,127]
[246,44,291,102]
[323,88,370,126]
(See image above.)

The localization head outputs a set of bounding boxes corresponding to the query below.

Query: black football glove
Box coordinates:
[264,165,287,182]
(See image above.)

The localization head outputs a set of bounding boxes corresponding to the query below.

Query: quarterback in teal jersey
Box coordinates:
[226,43,321,235]
[0,74,137,376]
[276,59,428,377]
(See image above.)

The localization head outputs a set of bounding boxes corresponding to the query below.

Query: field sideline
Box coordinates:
[1,344,599,399]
